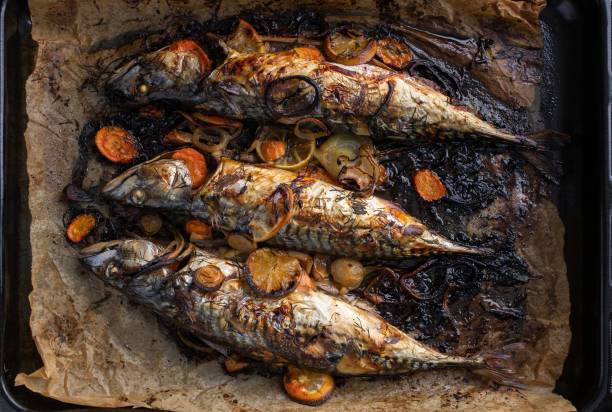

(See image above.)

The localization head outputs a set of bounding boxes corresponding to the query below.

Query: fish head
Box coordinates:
[79,239,165,281]
[80,239,177,309]
[102,158,194,210]
[106,40,211,106]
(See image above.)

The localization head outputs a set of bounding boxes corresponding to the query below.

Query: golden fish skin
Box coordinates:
[107,45,561,146]
[103,157,480,258]
[79,239,490,377]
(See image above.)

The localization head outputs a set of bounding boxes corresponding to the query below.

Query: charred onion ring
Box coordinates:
[265,75,320,118]
[368,79,396,137]
[294,118,331,140]
[250,183,294,243]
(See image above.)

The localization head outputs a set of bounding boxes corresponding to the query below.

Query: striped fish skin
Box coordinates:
[107,46,536,145]
[79,239,487,376]
[103,157,480,258]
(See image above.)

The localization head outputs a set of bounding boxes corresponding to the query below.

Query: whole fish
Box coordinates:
[79,238,518,382]
[103,156,480,258]
[107,41,563,147]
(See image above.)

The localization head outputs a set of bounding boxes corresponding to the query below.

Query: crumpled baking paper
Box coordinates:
[15,0,573,410]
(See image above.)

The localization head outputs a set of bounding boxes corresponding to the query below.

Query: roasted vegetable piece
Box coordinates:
[95,126,138,164]
[283,365,335,406]
[330,258,366,289]
[169,39,212,74]
[224,354,250,374]
[413,169,447,201]
[139,213,163,236]
[287,251,313,274]
[185,219,213,242]
[66,214,96,243]
[181,112,243,137]
[226,233,257,253]
[227,19,266,53]
[250,184,294,242]
[244,248,304,297]
[292,47,325,61]
[294,118,331,140]
[165,129,192,145]
[324,27,377,65]
[255,128,315,170]
[311,254,331,281]
[376,38,413,69]
[194,264,225,292]
[258,140,287,161]
[337,143,387,195]
[170,148,208,189]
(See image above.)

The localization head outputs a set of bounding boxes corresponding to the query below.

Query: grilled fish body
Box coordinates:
[107,45,562,146]
[103,157,479,258]
[80,239,503,377]
[200,50,531,144]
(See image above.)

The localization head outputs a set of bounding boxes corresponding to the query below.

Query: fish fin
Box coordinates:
[519,129,570,150]
[519,150,564,184]
[473,342,527,388]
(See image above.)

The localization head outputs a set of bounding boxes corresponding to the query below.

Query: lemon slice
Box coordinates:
[255,127,315,170]
[244,248,304,298]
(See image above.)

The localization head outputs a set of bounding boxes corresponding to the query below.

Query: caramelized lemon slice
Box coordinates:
[244,248,304,298]
[283,365,335,406]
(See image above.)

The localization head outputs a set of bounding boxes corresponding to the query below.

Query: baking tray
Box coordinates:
[0,0,610,410]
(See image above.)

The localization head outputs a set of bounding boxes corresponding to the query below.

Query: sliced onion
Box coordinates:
[249,184,294,242]
[294,118,331,140]
[265,75,319,118]
[314,134,372,178]
[192,127,232,154]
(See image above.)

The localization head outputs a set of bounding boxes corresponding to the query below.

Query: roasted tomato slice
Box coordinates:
[376,38,413,70]
[244,248,304,298]
[324,27,377,65]
[283,365,335,406]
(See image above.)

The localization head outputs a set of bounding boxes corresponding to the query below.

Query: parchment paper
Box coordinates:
[15,1,573,410]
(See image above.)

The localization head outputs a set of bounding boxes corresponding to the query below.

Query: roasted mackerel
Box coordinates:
[79,238,517,382]
[103,156,480,258]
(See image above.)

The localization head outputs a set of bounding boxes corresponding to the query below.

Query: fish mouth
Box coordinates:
[101,164,139,199]
[79,240,124,275]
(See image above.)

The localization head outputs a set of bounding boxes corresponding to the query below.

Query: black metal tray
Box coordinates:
[0,0,610,410]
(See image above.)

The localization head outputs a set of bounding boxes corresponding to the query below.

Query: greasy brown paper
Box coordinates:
[15,0,573,410]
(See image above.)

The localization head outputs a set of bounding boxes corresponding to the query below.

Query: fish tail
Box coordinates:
[472,342,527,388]
[518,129,570,150]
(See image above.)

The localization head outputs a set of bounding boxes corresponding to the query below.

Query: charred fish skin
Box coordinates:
[79,239,489,376]
[103,157,480,258]
[107,45,556,146]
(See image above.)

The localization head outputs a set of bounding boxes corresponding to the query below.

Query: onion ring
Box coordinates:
[265,75,320,118]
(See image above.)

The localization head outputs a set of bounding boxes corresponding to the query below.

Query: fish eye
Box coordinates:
[138,84,149,94]
[106,262,120,277]
[130,188,147,205]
